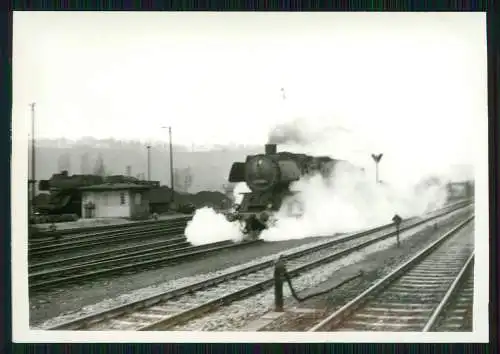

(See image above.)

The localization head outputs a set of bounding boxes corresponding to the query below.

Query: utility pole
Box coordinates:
[30,102,36,219]
[371,153,383,183]
[169,126,174,204]
[146,145,151,181]
[162,126,175,206]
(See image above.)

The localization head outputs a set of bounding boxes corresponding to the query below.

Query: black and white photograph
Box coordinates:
[12,11,488,342]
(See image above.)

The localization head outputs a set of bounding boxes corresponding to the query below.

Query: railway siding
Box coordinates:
[41,202,471,331]
[307,218,474,331]
[247,208,474,331]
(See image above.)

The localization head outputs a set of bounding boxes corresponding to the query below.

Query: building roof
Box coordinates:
[79,183,153,191]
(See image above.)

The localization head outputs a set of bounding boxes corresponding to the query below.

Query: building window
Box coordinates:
[120,192,126,205]
[135,193,141,205]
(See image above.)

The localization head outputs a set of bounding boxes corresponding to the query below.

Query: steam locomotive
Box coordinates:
[226,143,363,239]
[36,171,104,217]
[35,171,159,219]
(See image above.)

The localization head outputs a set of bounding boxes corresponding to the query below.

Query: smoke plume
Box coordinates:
[258,115,471,242]
[259,163,449,242]
[184,114,473,246]
[267,116,352,146]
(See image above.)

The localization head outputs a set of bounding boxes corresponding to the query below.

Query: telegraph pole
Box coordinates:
[30,102,36,218]
[169,126,174,204]
[146,145,151,181]
[162,126,175,206]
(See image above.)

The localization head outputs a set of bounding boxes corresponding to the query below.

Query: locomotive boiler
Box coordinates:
[226,143,362,239]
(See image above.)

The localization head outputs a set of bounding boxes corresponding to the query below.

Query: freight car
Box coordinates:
[226,143,364,239]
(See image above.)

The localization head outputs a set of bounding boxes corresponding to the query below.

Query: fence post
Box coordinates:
[392,214,402,248]
[274,255,285,312]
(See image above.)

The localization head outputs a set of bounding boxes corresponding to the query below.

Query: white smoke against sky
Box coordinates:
[259,115,471,242]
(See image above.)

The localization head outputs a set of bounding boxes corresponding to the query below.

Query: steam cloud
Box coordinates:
[259,163,449,241]
[184,207,245,246]
[184,114,473,246]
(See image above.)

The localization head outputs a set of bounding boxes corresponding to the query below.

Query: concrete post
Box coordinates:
[274,255,285,312]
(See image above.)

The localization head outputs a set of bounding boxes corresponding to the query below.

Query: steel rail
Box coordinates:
[45,202,472,330]
[139,210,474,331]
[29,215,193,241]
[29,239,261,292]
[29,224,187,258]
[308,215,474,332]
[422,252,474,332]
[29,219,187,249]
[29,236,189,272]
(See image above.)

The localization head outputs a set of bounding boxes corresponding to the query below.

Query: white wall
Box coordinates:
[82,190,131,218]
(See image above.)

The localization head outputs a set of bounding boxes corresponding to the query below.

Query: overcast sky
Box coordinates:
[13,12,486,178]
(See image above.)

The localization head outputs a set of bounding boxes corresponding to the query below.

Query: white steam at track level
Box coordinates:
[184,115,472,246]
[259,163,449,242]
[184,207,245,246]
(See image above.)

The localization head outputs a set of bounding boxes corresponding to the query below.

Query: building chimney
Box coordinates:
[265,144,277,155]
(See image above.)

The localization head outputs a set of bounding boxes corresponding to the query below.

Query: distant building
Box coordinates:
[80,183,152,219]
[143,187,176,214]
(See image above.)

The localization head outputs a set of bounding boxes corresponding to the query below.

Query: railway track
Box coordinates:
[29,215,193,241]
[308,216,474,332]
[424,257,474,332]
[28,218,189,259]
[29,236,191,272]
[29,239,261,292]
[45,201,472,331]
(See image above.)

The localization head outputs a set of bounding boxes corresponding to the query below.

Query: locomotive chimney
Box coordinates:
[265,144,277,155]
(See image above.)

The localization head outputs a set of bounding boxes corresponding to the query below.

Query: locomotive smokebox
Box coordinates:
[265,144,277,155]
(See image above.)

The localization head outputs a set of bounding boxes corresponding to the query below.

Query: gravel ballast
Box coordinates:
[30,204,471,329]
[262,212,474,331]
[30,235,339,327]
[170,207,473,331]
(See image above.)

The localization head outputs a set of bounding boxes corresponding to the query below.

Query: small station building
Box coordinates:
[79,183,152,219]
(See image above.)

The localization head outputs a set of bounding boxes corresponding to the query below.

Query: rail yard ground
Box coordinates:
[33,213,191,232]
[248,210,474,331]
[29,235,338,326]
[30,202,473,330]
[157,206,472,332]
